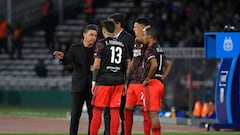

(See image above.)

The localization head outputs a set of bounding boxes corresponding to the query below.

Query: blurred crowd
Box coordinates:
[124,0,240,47]
[2,0,240,56]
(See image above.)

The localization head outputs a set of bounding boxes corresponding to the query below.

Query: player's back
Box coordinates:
[95,37,129,85]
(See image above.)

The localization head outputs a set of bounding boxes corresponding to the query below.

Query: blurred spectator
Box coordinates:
[125,0,142,35]
[124,0,240,47]
[10,22,23,60]
[34,58,48,77]
[84,0,95,22]
[41,0,57,52]
[205,101,216,119]
[0,15,10,54]
[201,102,209,118]
[192,100,202,118]
[42,0,53,17]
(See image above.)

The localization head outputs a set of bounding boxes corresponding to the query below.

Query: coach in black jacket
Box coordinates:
[53,24,98,135]
[104,13,135,135]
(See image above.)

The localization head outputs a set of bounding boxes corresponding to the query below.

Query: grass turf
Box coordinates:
[0,105,69,118]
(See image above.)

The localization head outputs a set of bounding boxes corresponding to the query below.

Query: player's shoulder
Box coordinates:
[96,38,106,44]
[153,42,163,52]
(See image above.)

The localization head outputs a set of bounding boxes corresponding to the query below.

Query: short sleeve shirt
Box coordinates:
[94,37,129,85]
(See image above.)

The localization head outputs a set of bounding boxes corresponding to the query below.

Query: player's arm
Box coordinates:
[143,58,158,86]
[91,57,101,81]
[123,58,131,94]
[91,57,101,94]
[125,59,132,82]
[161,59,171,80]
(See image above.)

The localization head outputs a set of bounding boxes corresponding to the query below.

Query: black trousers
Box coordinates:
[70,91,92,135]
[104,95,126,135]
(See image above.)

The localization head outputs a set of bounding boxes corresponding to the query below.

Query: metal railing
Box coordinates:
[164,47,204,58]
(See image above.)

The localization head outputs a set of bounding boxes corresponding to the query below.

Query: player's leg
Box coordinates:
[91,85,111,135]
[90,106,104,135]
[110,107,120,135]
[146,79,164,135]
[140,106,151,135]
[110,85,123,135]
[124,84,136,135]
[137,84,151,135]
[149,111,161,135]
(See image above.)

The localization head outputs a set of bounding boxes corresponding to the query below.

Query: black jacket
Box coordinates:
[61,41,94,92]
[118,30,135,59]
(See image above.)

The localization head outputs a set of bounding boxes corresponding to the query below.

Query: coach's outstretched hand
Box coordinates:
[53,51,64,59]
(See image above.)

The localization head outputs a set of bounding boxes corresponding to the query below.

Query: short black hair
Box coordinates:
[134,17,151,26]
[83,24,99,33]
[101,20,115,33]
[108,13,125,28]
[144,27,158,40]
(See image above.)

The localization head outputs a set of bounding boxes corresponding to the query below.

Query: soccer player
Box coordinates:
[103,12,135,135]
[90,20,130,135]
[142,27,171,135]
[53,24,98,135]
[124,17,152,135]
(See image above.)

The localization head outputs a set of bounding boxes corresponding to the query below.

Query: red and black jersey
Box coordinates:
[94,37,129,85]
[143,42,166,81]
[129,40,147,83]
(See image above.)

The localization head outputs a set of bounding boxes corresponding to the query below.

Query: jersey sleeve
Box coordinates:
[94,40,105,58]
[61,44,75,65]
[145,47,156,61]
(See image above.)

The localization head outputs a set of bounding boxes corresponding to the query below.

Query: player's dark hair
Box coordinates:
[108,13,125,28]
[101,20,115,33]
[134,17,151,26]
[83,24,99,33]
[144,27,158,40]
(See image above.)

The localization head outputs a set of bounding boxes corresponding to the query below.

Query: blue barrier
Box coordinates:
[204,32,240,130]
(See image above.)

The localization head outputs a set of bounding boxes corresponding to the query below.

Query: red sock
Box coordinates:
[124,108,133,135]
[142,111,151,135]
[110,108,120,135]
[152,125,161,135]
[90,107,103,135]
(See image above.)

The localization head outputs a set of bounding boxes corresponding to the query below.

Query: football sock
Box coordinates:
[142,111,151,135]
[110,108,120,135]
[90,107,103,135]
[152,125,161,135]
[124,108,133,135]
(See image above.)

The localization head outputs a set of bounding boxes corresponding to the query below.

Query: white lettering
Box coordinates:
[106,66,120,72]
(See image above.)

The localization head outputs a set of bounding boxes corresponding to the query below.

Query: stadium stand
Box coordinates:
[0,0,224,113]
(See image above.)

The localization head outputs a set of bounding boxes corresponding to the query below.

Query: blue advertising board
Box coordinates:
[204,32,240,130]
